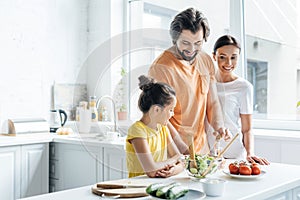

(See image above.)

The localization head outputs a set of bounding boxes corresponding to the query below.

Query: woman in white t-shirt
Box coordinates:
[207,35,269,165]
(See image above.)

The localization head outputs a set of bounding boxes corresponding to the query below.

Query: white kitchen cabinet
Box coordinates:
[254,138,281,163]
[0,146,21,200]
[265,191,293,200]
[293,186,300,200]
[21,143,49,198]
[49,142,103,191]
[265,187,300,200]
[255,136,300,165]
[103,145,127,181]
[254,129,300,165]
[49,141,128,192]
[281,141,300,165]
[0,143,48,200]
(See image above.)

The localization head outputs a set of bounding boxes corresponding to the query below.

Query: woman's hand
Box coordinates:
[246,154,270,165]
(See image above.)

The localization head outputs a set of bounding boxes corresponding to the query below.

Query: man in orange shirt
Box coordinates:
[149,8,231,154]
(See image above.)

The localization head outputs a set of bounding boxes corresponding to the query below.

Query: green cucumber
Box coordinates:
[156,182,179,198]
[146,183,165,195]
[166,185,189,199]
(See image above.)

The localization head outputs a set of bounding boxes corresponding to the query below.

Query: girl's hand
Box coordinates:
[155,161,185,178]
[155,164,175,178]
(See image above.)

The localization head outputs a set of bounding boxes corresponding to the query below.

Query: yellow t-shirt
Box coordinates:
[149,50,215,154]
[126,121,169,178]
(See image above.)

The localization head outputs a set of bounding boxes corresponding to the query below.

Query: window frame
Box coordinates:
[126,0,300,131]
[237,0,300,131]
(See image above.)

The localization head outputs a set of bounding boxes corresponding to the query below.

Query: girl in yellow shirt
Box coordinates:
[126,75,184,178]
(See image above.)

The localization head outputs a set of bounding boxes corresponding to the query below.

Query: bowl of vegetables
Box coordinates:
[185,154,225,180]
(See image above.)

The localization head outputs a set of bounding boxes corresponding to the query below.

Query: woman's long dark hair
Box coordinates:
[213,35,241,54]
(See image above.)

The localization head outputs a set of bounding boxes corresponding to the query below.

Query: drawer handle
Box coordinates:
[50,163,55,174]
[51,146,55,156]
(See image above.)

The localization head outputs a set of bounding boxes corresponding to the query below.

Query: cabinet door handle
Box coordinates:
[51,146,55,156]
[50,185,55,192]
[50,163,55,174]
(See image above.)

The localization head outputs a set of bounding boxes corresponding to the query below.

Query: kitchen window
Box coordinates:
[122,0,300,130]
[247,60,268,115]
[244,0,300,130]
[126,0,231,120]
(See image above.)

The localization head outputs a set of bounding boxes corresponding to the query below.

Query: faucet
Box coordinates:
[96,95,117,132]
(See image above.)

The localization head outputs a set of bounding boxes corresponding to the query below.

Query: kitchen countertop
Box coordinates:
[18,161,300,200]
[254,128,300,141]
[53,133,125,148]
[1,128,300,148]
[0,133,54,147]
[0,132,125,147]
[2,131,300,199]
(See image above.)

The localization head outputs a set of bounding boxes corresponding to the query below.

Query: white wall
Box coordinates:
[85,0,127,118]
[1,0,298,127]
[0,0,88,125]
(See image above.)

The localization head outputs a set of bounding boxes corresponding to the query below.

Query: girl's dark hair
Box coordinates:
[170,7,210,44]
[138,75,176,113]
[213,35,241,54]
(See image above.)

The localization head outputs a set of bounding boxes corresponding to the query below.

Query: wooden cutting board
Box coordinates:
[0,133,16,136]
[91,178,163,198]
[91,185,148,198]
[96,179,151,189]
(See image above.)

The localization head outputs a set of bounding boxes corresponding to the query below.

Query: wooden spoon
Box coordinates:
[188,136,197,168]
[202,133,239,177]
[218,133,239,158]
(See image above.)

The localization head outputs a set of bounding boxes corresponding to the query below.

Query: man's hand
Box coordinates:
[214,128,232,141]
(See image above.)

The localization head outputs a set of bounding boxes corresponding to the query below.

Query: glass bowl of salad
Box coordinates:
[185,154,225,180]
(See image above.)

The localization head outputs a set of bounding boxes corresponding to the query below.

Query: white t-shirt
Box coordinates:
[207,77,253,159]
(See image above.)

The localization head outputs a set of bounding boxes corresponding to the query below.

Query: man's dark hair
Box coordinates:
[170,7,210,44]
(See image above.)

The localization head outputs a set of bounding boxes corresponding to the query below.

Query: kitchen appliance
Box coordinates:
[49,109,68,133]
[1,118,49,134]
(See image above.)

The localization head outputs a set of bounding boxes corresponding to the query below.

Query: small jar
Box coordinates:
[79,101,88,110]
[89,96,98,122]
[75,107,80,121]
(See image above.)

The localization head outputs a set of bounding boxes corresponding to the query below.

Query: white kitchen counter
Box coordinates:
[2,131,300,199]
[0,128,299,148]
[53,133,125,148]
[18,161,300,200]
[254,128,300,141]
[0,132,125,148]
[0,133,54,147]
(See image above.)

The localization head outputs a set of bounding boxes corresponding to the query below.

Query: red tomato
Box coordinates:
[251,164,261,175]
[239,161,247,166]
[251,163,259,167]
[239,165,252,175]
[229,163,239,175]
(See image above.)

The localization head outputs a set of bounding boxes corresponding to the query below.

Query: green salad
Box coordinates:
[185,154,218,178]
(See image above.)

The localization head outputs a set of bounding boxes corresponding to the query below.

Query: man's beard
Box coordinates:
[176,45,198,62]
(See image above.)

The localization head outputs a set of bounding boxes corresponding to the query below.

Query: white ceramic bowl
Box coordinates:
[200,178,227,197]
